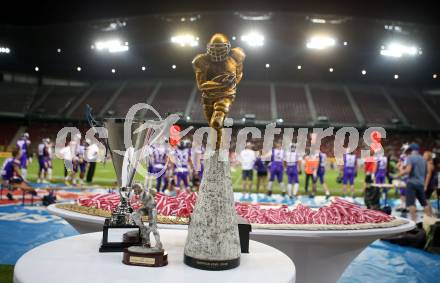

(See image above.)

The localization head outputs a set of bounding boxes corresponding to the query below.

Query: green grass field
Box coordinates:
[0,157,376,197]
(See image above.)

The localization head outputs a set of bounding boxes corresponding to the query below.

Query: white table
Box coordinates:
[14,229,296,283]
[251,220,415,283]
[48,204,415,283]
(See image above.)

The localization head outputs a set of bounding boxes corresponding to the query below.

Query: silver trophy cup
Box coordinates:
[104,118,149,225]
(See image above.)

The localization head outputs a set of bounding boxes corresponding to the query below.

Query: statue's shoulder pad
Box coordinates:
[192,53,208,68]
[230,47,245,62]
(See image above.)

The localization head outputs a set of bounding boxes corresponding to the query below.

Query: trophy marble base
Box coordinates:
[99,219,142,252]
[184,151,241,270]
[184,254,240,271]
[122,246,168,267]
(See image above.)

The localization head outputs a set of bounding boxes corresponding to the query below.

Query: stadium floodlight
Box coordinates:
[380,42,421,58]
[265,63,270,68]
[241,32,264,47]
[57,48,61,53]
[111,68,116,73]
[329,67,334,72]
[232,36,237,40]
[172,64,177,69]
[0,46,10,54]
[306,36,336,50]
[297,65,302,70]
[310,18,326,24]
[93,39,129,53]
[141,66,146,71]
[433,74,437,79]
[394,74,399,79]
[361,70,367,75]
[76,66,82,72]
[343,41,348,46]
[171,34,199,47]
[34,66,39,72]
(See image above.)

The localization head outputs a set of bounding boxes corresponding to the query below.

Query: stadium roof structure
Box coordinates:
[0,2,439,85]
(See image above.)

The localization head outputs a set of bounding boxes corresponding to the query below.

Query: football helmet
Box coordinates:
[206,33,231,62]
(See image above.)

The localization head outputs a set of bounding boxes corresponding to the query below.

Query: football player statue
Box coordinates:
[192,33,245,149]
[184,33,245,271]
[130,183,163,250]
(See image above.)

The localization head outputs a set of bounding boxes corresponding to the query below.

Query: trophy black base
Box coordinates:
[123,247,168,267]
[99,219,142,253]
[184,254,240,271]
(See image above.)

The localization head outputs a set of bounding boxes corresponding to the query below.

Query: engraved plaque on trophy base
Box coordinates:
[184,254,240,271]
[122,246,168,267]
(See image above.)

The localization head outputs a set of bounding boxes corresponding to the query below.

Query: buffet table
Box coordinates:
[14,229,296,283]
[48,204,415,283]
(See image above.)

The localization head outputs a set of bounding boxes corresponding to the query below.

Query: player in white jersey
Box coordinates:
[238,142,257,201]
[284,144,302,201]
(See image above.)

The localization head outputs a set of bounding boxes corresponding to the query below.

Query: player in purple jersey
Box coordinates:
[152,143,169,192]
[254,150,268,196]
[284,144,301,200]
[37,138,49,183]
[375,152,387,184]
[171,140,193,193]
[267,142,286,197]
[191,143,205,191]
[341,151,357,198]
[16,133,31,180]
[317,150,331,200]
[1,148,33,200]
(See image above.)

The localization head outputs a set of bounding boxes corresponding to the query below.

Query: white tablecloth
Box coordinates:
[14,229,296,283]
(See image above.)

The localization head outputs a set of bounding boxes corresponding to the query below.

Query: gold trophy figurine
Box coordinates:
[192,33,245,149]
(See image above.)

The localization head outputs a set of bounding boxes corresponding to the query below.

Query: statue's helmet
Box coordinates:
[207,33,231,62]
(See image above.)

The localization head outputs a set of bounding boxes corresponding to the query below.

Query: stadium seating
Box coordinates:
[146,81,194,118]
[0,83,37,114]
[31,86,86,116]
[189,82,272,122]
[276,83,311,125]
[0,122,20,148]
[386,88,439,129]
[109,81,156,117]
[70,82,121,119]
[1,80,439,130]
[349,85,397,126]
[309,84,358,124]
[228,82,272,121]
